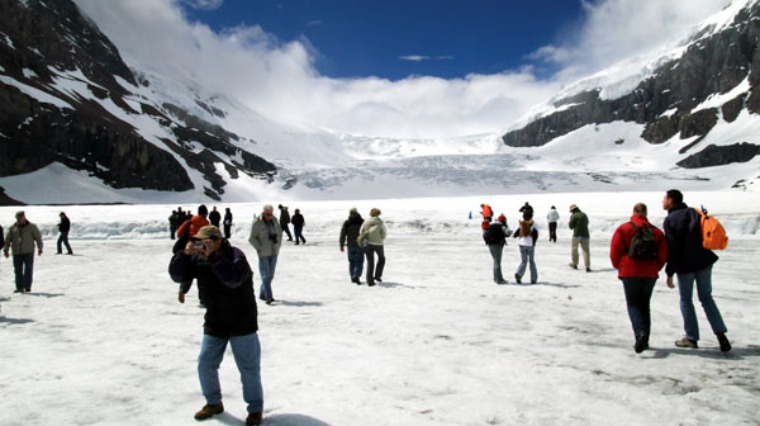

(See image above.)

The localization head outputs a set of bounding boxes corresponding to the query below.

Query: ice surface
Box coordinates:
[0,192,758,425]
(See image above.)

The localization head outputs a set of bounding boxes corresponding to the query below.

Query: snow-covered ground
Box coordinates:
[1,191,759,426]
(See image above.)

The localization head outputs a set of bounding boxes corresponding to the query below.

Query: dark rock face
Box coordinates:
[0,0,277,204]
[502,1,760,173]
[677,142,760,168]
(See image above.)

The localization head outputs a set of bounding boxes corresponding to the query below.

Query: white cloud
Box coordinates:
[535,0,730,78]
[72,0,731,139]
[182,0,223,11]
[398,55,430,62]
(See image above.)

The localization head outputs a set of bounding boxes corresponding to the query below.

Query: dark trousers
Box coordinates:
[13,254,34,291]
[622,278,657,339]
[364,245,385,284]
[549,222,557,242]
[170,226,177,240]
[281,224,293,241]
[223,224,232,239]
[57,231,73,254]
[294,226,306,244]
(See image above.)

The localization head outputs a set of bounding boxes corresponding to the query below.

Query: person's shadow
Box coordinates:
[648,345,760,360]
[215,412,332,426]
[0,316,35,325]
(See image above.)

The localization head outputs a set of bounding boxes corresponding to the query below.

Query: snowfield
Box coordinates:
[0,192,758,426]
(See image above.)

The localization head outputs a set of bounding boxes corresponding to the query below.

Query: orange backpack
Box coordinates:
[694,207,728,250]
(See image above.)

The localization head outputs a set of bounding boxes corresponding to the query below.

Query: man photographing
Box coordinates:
[169,225,265,425]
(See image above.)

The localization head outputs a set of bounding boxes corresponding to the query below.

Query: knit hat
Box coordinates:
[497,214,506,223]
[194,225,222,240]
[350,207,358,214]
[15,210,24,219]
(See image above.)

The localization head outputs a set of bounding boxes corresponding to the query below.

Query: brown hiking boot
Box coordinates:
[246,411,263,425]
[194,402,224,420]
[674,337,698,348]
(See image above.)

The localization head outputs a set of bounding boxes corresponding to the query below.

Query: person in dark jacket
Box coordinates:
[223,208,233,239]
[662,189,731,352]
[484,214,510,284]
[57,212,73,255]
[169,208,181,240]
[291,209,306,245]
[519,202,534,220]
[340,208,365,284]
[568,204,591,271]
[208,206,221,228]
[610,203,668,353]
[278,205,293,241]
[169,225,264,425]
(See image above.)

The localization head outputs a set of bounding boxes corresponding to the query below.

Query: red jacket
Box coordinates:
[610,214,668,279]
[177,215,210,238]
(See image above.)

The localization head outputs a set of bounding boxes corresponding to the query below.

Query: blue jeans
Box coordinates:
[622,278,656,339]
[347,246,364,279]
[677,265,727,341]
[198,333,264,414]
[13,254,34,291]
[258,256,278,300]
[487,244,504,283]
[516,245,537,283]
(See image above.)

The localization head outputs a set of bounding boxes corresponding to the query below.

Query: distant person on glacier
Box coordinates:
[223,207,233,239]
[512,216,538,284]
[568,204,591,272]
[358,208,387,286]
[610,202,668,353]
[208,206,221,228]
[169,225,264,425]
[483,214,510,284]
[278,204,293,242]
[291,208,306,245]
[480,203,493,223]
[169,208,181,240]
[340,208,365,284]
[547,206,559,243]
[3,211,43,293]
[662,189,731,352]
[519,201,534,220]
[249,205,282,304]
[56,211,73,255]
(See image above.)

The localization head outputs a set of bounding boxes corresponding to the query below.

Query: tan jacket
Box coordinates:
[4,221,43,255]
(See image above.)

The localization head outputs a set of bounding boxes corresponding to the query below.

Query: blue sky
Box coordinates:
[76,0,730,138]
[181,0,585,80]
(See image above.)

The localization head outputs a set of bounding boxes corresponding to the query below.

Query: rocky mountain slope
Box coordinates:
[0,0,276,204]
[502,0,760,188]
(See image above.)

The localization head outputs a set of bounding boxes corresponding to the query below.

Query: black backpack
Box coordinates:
[628,222,658,260]
[483,224,505,245]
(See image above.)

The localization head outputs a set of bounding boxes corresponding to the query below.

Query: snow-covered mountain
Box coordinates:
[1,0,759,205]
[503,0,760,191]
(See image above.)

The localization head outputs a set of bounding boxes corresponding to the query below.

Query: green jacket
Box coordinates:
[4,221,43,255]
[568,210,590,238]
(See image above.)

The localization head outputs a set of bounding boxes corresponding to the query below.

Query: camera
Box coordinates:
[193,240,204,250]
[268,234,278,243]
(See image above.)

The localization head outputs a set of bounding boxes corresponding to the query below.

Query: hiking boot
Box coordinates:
[585,267,592,272]
[496,279,508,285]
[717,332,731,352]
[514,273,522,284]
[246,412,263,425]
[368,281,376,287]
[374,277,383,283]
[194,402,224,420]
[674,337,698,348]
[568,263,577,270]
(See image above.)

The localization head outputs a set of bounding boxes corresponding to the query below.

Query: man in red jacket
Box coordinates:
[610,203,668,353]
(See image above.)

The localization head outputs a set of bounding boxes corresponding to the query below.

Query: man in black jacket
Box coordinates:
[169,225,264,425]
[57,212,73,255]
[662,189,731,352]
[339,208,364,284]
